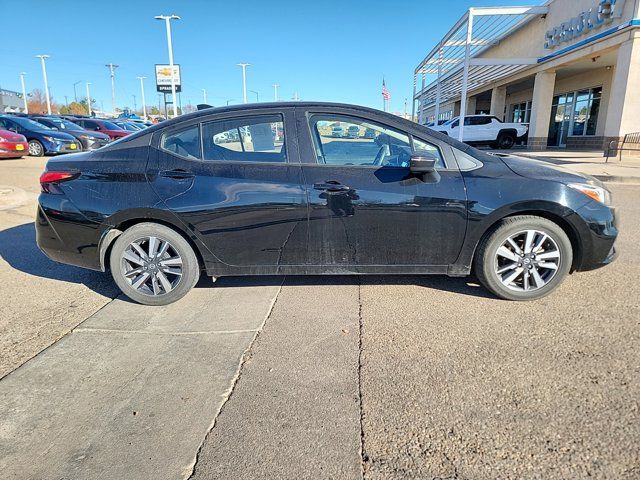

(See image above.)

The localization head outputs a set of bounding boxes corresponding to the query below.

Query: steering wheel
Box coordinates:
[373,144,390,166]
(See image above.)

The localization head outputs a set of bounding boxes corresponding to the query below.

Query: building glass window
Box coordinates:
[510,101,531,123]
[569,87,602,137]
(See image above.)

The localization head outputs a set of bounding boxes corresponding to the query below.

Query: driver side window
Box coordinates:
[309,114,413,167]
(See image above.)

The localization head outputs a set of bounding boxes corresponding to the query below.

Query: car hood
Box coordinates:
[78,131,110,140]
[0,129,26,141]
[497,154,605,188]
[40,130,77,141]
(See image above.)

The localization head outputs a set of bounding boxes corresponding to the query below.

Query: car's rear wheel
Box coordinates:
[497,133,515,149]
[109,223,200,306]
[28,140,44,157]
[474,215,572,301]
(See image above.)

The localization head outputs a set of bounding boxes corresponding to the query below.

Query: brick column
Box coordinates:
[527,71,556,150]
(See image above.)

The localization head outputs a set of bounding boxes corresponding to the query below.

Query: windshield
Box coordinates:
[39,118,84,131]
[12,117,52,130]
[443,118,458,126]
[102,121,123,130]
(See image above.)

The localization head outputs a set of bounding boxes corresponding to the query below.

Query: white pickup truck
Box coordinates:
[430,115,528,149]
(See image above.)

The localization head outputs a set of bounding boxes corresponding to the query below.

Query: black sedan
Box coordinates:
[31,116,110,151]
[36,102,617,305]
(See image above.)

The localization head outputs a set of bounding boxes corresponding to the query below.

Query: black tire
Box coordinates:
[109,222,200,306]
[474,215,573,301]
[496,133,515,149]
[28,140,44,157]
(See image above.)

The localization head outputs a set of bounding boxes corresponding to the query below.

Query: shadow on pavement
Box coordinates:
[0,222,119,298]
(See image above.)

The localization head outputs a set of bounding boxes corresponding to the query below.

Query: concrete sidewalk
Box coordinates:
[491,149,640,184]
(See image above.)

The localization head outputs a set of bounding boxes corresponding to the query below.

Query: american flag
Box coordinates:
[382,79,391,101]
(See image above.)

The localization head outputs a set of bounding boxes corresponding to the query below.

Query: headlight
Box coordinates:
[79,134,94,140]
[0,137,6,142]
[43,136,58,143]
[567,183,611,205]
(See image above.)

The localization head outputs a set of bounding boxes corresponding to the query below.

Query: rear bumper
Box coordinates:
[36,194,107,271]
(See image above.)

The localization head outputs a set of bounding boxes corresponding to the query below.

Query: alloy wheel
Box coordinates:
[494,229,561,292]
[121,236,183,296]
[28,141,42,156]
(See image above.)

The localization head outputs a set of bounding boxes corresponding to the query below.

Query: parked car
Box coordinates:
[346,125,360,138]
[36,102,617,306]
[331,126,343,137]
[31,117,110,151]
[0,128,28,158]
[363,128,376,139]
[431,115,528,149]
[0,115,80,157]
[112,120,143,132]
[69,118,130,140]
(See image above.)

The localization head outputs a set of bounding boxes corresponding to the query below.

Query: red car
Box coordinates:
[70,118,131,140]
[0,128,29,158]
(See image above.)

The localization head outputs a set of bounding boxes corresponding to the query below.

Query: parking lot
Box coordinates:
[1,156,639,479]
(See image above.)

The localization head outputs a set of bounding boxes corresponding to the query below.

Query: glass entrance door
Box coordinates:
[548,93,574,147]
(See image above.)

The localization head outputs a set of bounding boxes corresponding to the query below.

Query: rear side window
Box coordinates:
[161,125,201,160]
[202,115,286,163]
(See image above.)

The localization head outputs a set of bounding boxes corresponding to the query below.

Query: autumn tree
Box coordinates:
[27,89,60,114]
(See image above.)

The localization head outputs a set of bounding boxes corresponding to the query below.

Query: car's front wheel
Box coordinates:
[28,140,44,157]
[474,215,573,301]
[109,222,200,306]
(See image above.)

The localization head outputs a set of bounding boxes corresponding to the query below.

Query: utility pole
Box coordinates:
[155,14,181,118]
[105,63,119,114]
[86,82,92,116]
[237,63,250,103]
[137,76,147,119]
[272,83,279,101]
[292,91,300,101]
[19,72,28,113]
[73,80,81,102]
[35,54,51,115]
[202,88,207,104]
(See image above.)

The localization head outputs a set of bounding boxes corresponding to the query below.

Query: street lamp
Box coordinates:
[155,14,181,118]
[272,83,279,102]
[105,63,119,113]
[237,63,250,104]
[19,72,28,113]
[226,99,235,106]
[202,88,207,104]
[86,82,92,116]
[35,55,51,115]
[137,76,147,119]
[73,80,81,102]
[249,90,259,102]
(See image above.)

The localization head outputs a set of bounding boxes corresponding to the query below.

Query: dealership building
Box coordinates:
[413,0,640,150]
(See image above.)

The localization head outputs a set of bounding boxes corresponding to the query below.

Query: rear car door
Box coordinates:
[296,107,467,269]
[148,108,308,268]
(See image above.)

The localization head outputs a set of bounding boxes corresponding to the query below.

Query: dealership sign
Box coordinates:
[544,0,625,49]
[155,64,182,93]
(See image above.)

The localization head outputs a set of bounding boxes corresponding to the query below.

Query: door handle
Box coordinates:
[313,181,350,192]
[159,169,194,180]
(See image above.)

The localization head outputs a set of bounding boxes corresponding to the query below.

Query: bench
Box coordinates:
[605,132,640,162]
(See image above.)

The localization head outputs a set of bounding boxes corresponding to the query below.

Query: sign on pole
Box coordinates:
[155,64,182,93]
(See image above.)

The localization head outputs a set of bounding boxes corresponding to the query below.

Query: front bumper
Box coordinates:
[45,140,82,154]
[0,142,28,156]
[572,202,618,271]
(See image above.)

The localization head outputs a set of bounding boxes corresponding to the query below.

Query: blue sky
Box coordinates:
[1,0,539,113]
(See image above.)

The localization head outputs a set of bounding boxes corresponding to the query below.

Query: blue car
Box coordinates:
[0,115,81,157]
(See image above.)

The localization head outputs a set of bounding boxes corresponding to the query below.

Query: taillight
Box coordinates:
[40,171,79,193]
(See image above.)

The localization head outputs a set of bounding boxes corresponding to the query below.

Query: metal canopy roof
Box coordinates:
[413,5,549,134]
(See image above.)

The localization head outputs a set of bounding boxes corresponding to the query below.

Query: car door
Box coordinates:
[148,108,308,268]
[296,107,467,268]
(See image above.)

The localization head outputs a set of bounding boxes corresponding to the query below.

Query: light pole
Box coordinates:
[272,83,279,101]
[19,72,28,113]
[226,99,235,106]
[237,63,250,103]
[137,76,147,119]
[249,90,259,102]
[105,63,119,114]
[86,82,92,116]
[73,80,81,102]
[132,94,137,112]
[155,14,180,118]
[35,55,51,115]
[202,88,207,104]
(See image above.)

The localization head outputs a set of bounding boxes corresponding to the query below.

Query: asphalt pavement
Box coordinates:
[0,156,638,479]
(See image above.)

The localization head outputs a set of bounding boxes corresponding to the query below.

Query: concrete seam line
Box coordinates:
[357,275,366,479]
[73,327,260,335]
[185,279,285,480]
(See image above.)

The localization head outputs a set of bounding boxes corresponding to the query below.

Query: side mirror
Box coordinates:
[410,152,437,174]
